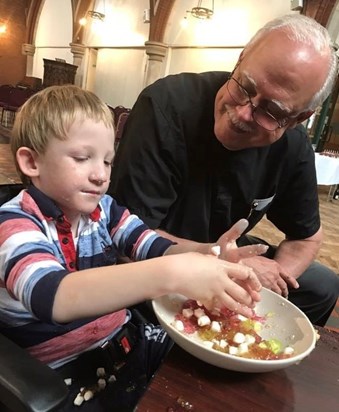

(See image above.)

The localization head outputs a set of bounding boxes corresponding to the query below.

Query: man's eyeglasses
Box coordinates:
[226,76,289,132]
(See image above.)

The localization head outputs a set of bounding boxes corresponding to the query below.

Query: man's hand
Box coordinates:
[213,219,268,263]
[241,255,299,297]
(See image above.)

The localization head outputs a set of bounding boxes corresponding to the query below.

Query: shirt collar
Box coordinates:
[26,185,101,222]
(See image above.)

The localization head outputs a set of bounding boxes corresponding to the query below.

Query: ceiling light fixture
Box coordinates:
[187,0,214,20]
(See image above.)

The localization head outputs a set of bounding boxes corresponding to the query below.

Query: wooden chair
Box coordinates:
[2,87,36,128]
[108,105,131,152]
[0,85,14,126]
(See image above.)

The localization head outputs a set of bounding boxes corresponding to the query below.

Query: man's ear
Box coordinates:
[16,147,40,179]
[296,111,314,124]
[288,111,314,129]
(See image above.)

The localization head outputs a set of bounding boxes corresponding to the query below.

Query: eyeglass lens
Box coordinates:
[227,77,284,131]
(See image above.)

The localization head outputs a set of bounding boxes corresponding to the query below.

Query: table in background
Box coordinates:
[315,152,339,200]
[137,327,339,412]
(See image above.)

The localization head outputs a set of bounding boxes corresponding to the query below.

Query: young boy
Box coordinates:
[0,85,264,410]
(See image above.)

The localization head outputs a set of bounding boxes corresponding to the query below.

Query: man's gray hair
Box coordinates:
[246,14,338,111]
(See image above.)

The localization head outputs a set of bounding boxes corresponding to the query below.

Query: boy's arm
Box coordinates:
[52,252,260,324]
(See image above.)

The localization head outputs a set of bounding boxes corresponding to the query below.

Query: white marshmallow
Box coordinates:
[211,245,221,256]
[233,332,246,344]
[97,378,106,390]
[210,321,221,332]
[197,315,211,327]
[84,390,94,401]
[73,394,84,406]
[194,308,205,318]
[283,346,295,355]
[173,320,185,331]
[202,341,214,349]
[228,346,239,355]
[182,308,194,318]
[245,334,256,345]
[238,343,249,354]
[108,374,117,383]
[96,367,106,377]
[219,339,228,349]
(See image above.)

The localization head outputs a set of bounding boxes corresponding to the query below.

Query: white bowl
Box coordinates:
[152,288,317,373]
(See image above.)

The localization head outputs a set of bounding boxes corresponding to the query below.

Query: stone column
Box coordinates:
[144,41,168,87]
[22,43,36,76]
[69,42,86,86]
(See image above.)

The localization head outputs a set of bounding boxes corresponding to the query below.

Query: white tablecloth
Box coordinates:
[314,153,339,185]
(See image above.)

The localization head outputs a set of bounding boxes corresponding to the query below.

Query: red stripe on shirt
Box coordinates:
[28,309,127,364]
[131,229,153,259]
[110,209,131,237]
[6,253,60,295]
[0,218,41,245]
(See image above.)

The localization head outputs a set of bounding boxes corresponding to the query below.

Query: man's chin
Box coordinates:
[215,132,247,151]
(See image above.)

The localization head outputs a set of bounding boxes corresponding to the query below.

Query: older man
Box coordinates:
[109,14,339,326]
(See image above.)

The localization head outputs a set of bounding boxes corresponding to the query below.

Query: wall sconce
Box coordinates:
[87,10,105,21]
[186,0,214,20]
[143,8,151,24]
[79,0,106,25]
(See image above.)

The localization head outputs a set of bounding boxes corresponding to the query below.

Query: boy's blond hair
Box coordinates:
[11,85,114,186]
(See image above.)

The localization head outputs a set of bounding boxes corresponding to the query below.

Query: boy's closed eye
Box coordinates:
[73,156,89,162]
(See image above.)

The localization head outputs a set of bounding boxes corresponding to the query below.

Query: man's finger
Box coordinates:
[280,272,299,289]
[223,244,268,262]
[218,219,249,244]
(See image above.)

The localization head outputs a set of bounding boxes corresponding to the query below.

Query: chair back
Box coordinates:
[7,87,35,111]
[0,85,13,106]
[108,105,131,152]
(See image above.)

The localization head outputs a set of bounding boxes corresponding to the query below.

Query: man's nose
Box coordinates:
[234,102,254,122]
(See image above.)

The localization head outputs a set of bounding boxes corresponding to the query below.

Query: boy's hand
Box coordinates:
[173,253,261,318]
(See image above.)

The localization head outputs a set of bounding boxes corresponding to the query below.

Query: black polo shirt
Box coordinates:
[109,71,320,243]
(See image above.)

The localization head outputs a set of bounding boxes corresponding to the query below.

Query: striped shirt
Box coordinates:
[0,185,173,367]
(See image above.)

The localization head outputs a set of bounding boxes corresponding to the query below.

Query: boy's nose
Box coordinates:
[90,169,108,184]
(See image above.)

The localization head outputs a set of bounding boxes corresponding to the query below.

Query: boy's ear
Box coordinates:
[16,147,40,178]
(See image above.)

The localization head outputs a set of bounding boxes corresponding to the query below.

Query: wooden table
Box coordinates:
[137,327,339,412]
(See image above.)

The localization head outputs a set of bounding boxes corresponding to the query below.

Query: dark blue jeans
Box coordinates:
[57,314,172,412]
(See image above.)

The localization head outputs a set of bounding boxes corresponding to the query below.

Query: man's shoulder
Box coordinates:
[277,124,314,160]
[139,71,230,114]
[284,124,308,139]
[144,71,230,93]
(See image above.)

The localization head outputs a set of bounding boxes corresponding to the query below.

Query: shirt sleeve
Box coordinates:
[108,198,175,260]
[266,126,320,240]
[0,213,69,322]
